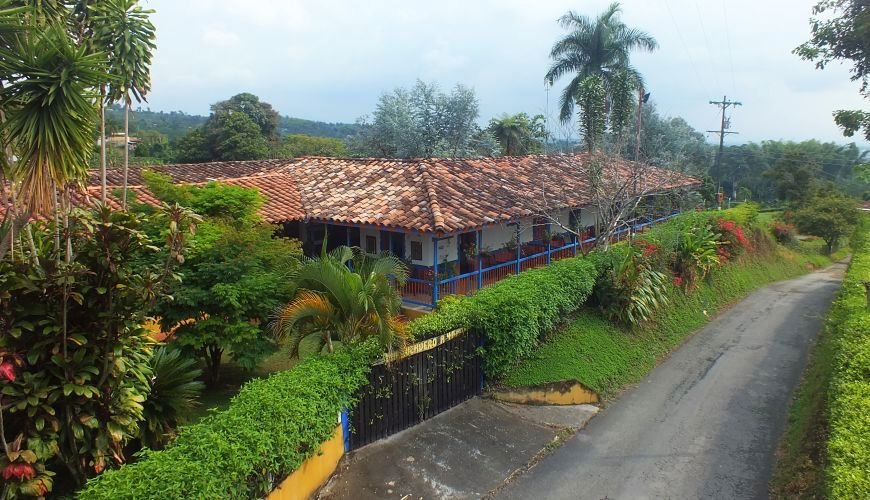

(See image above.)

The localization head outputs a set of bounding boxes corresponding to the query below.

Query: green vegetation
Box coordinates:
[79,341,378,500]
[793,193,861,253]
[409,257,600,378]
[0,206,196,494]
[824,226,870,498]
[795,0,870,141]
[488,113,547,156]
[278,133,347,158]
[142,173,302,386]
[771,217,869,499]
[503,244,832,398]
[545,2,658,124]
[273,245,408,357]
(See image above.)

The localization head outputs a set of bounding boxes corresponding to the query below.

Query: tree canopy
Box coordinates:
[795,0,870,139]
[347,80,486,158]
[546,2,657,123]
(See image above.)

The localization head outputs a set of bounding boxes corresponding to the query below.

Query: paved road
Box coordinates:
[498,263,846,500]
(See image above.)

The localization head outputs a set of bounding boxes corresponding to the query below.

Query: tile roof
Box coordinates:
[11,154,701,235]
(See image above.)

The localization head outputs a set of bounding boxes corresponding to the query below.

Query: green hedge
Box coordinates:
[409,256,600,378]
[80,342,377,499]
[825,232,870,499]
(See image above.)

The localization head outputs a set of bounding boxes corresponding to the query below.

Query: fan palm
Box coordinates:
[272,245,409,358]
[92,0,155,207]
[488,113,545,156]
[546,2,658,123]
[141,346,204,449]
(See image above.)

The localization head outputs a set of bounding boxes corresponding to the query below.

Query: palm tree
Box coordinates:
[488,113,547,156]
[0,22,104,259]
[546,2,658,123]
[272,245,409,357]
[92,0,155,208]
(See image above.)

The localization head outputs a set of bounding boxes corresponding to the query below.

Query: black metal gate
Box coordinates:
[348,329,483,449]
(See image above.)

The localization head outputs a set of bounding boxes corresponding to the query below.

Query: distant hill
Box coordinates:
[106,105,360,141]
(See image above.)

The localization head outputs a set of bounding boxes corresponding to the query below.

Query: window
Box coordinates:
[410,241,423,261]
[365,235,377,254]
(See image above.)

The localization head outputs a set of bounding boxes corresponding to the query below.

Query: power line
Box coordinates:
[707,96,742,198]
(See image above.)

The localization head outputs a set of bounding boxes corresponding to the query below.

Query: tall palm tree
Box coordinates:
[272,245,409,357]
[92,0,155,208]
[546,2,658,123]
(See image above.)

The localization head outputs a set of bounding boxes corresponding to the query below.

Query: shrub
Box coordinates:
[408,256,600,378]
[770,221,797,244]
[824,233,870,498]
[79,341,378,500]
[674,224,721,287]
[595,240,670,326]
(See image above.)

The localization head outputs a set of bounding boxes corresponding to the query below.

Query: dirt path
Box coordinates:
[497,263,846,500]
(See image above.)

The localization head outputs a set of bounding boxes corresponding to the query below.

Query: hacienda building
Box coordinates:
[89,153,701,308]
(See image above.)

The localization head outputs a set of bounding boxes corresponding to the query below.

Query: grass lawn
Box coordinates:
[182,336,322,422]
[501,244,839,400]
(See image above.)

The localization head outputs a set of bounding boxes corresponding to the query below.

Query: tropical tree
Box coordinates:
[348,80,481,158]
[795,0,870,140]
[273,245,408,358]
[144,174,301,386]
[0,11,105,260]
[93,0,156,208]
[488,113,547,156]
[545,2,658,123]
[792,193,860,253]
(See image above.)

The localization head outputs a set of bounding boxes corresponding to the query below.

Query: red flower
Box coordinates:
[2,463,36,482]
[0,361,15,382]
[673,276,683,286]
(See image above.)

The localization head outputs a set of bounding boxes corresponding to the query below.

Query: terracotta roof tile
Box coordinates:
[9,154,700,234]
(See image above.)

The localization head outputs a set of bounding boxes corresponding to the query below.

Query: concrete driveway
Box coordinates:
[319,398,598,499]
[497,263,846,500]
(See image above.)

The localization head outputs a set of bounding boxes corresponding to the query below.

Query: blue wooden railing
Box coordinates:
[400,212,680,308]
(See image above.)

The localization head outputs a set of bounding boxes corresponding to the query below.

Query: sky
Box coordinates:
[143,0,869,147]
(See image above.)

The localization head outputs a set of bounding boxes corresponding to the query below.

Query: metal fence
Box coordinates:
[347,328,483,449]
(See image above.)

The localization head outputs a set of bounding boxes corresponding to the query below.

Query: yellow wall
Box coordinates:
[491,380,599,405]
[268,424,344,500]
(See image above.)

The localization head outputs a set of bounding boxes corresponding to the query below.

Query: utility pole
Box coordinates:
[707,95,741,200]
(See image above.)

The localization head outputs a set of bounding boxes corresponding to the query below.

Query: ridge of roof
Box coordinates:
[415,161,447,235]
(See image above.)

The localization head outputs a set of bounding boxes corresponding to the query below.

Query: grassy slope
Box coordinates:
[502,244,837,400]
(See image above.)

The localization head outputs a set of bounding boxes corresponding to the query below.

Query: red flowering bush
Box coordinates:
[717,246,731,263]
[770,221,796,244]
[715,218,751,256]
[672,275,683,287]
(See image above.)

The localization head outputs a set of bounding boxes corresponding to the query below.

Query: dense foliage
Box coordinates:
[79,341,378,500]
[140,347,204,450]
[277,134,347,158]
[142,173,302,385]
[595,240,670,325]
[792,193,861,252]
[273,245,408,357]
[0,205,194,494]
[174,93,277,163]
[795,0,870,140]
[409,257,600,377]
[487,113,547,156]
[347,80,489,158]
[823,221,870,498]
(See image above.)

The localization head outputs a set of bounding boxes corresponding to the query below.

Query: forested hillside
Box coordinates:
[105,105,359,141]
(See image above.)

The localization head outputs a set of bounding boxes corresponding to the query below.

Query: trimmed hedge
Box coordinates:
[409,256,601,378]
[80,342,377,499]
[825,230,870,499]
